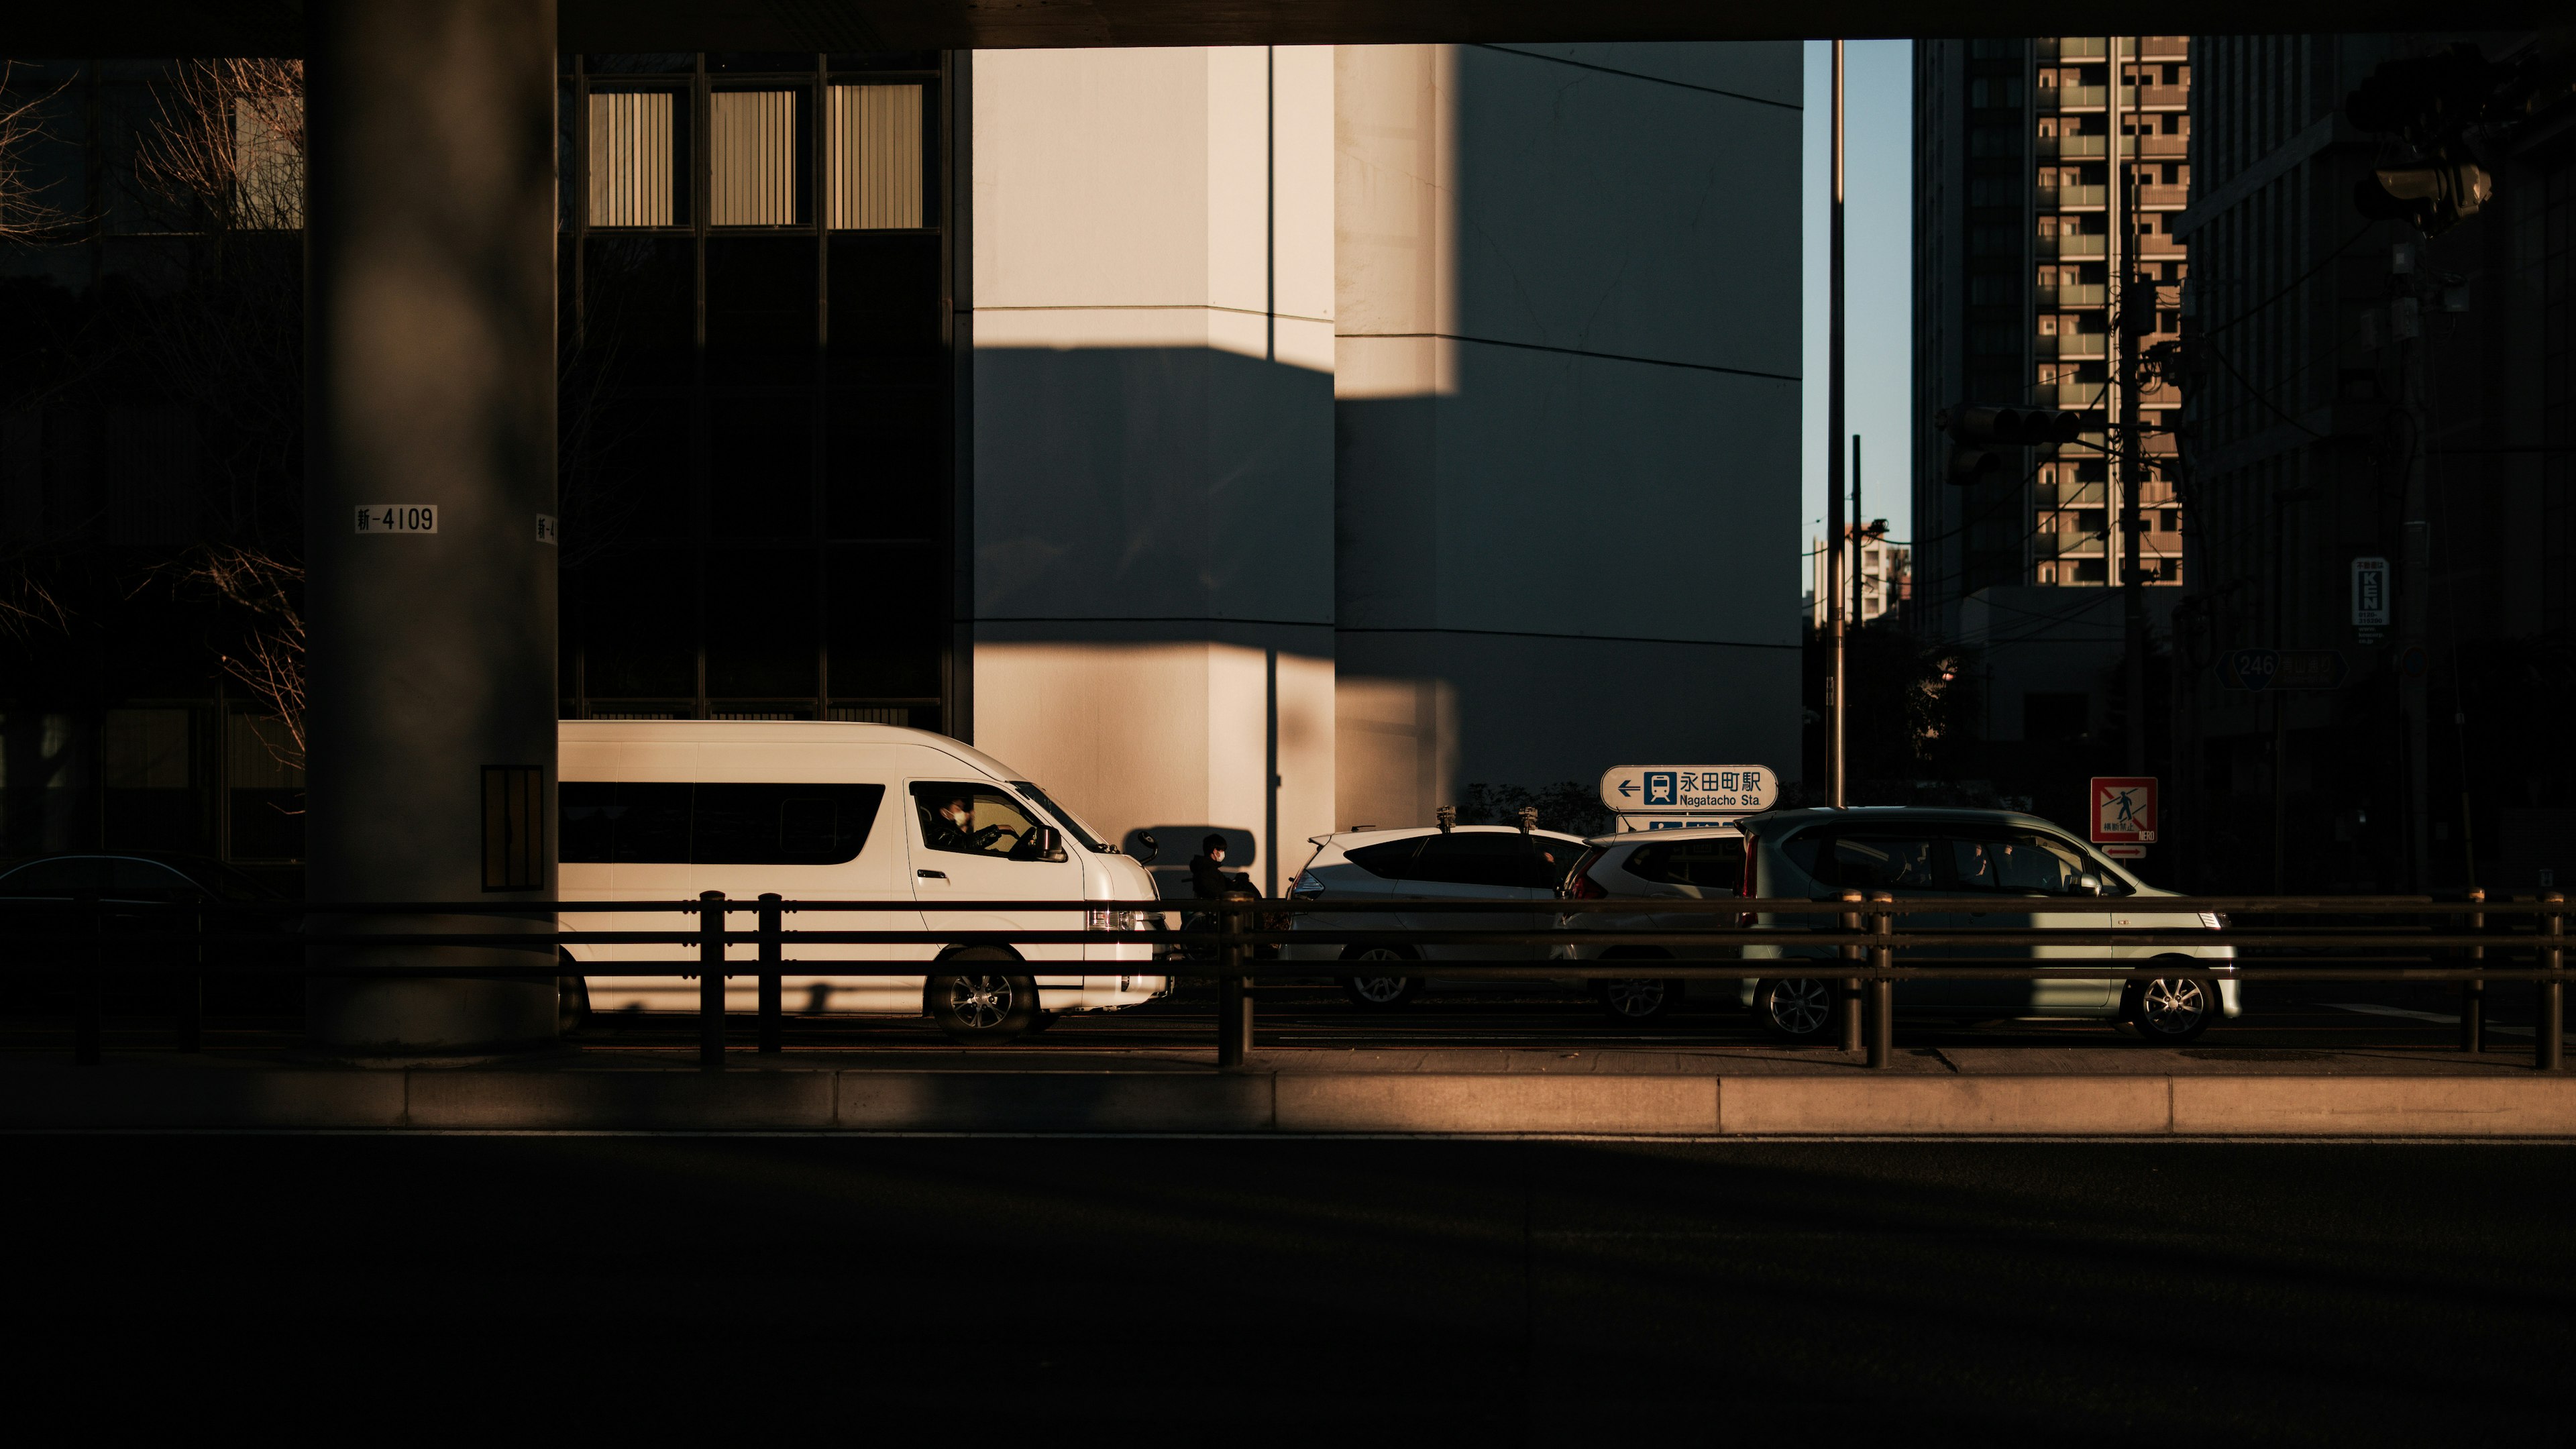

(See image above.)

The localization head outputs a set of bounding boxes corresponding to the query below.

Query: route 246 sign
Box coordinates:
[2090,776,2157,846]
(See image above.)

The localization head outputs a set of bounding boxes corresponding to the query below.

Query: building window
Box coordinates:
[233,95,304,229]
[710,90,800,225]
[828,85,923,229]
[590,90,679,226]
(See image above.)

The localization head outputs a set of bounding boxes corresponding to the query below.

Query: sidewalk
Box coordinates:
[4,1037,2569,1136]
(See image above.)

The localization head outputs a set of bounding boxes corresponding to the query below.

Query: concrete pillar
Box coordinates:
[303,0,559,1054]
[967,46,1338,894]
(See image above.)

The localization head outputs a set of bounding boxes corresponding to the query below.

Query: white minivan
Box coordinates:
[559,721,1165,1042]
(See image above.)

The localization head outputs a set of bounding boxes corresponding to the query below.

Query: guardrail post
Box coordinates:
[178,900,205,1055]
[698,890,726,1071]
[757,892,784,1055]
[1216,888,1255,1069]
[1838,888,1864,1055]
[74,888,103,1067]
[1866,891,1894,1068]
[2539,892,2563,1073]
[2461,888,2484,1055]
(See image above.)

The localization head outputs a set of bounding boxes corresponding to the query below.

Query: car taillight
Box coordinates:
[1290,871,1325,898]
[1563,871,1606,900]
[1736,842,1757,926]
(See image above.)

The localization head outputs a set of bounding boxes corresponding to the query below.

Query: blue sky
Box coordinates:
[1801,40,1914,551]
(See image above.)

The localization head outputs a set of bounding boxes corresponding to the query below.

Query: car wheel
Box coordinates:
[556,962,591,1034]
[1340,947,1421,1008]
[1597,976,1682,1024]
[2126,973,2216,1043]
[1753,977,1837,1042]
[926,953,1039,1043]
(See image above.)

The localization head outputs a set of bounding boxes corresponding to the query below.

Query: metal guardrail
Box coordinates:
[3,889,2565,1072]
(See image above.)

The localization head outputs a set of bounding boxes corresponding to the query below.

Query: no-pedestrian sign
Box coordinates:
[2090,776,2158,846]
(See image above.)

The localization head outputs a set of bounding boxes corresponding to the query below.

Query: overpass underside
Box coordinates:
[16,0,2560,55]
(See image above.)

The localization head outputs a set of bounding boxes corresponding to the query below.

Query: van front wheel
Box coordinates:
[927,960,1038,1044]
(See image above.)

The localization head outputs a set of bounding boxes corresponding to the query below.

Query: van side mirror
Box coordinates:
[2070,873,2104,897]
[1023,826,1068,863]
[1133,830,1159,863]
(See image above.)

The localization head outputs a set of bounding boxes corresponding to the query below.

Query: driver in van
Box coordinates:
[927,796,976,851]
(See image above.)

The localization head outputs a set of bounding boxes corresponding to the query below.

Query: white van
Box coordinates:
[558,721,1165,1042]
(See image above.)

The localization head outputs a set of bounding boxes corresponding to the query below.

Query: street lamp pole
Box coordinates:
[1827,38,1847,808]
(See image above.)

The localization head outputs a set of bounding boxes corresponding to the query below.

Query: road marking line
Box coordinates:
[2323,1002,2566,1040]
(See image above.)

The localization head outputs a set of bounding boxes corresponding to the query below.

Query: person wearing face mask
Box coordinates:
[1189,833,1248,900]
[926,796,977,851]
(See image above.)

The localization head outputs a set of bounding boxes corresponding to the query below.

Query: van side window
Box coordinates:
[911,782,1049,859]
[560,783,883,864]
[1409,833,1565,890]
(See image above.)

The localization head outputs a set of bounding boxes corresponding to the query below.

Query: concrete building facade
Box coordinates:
[0,41,1801,902]
[1911,37,2190,751]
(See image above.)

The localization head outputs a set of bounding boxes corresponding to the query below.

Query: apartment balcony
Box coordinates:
[2140,232,2188,256]
[2035,333,2108,359]
[2037,84,2109,110]
[2139,36,2190,60]
[2041,133,2109,158]
[2035,482,2108,508]
[2131,85,2190,110]
[2036,530,2109,559]
[2043,37,2108,59]
[2133,133,2189,158]
[2035,283,2109,307]
[2038,184,2108,209]
[2140,184,2190,209]
[2042,380,2108,407]
[2038,232,2108,257]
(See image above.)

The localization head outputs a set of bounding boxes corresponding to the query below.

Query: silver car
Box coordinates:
[1281,824,1591,1006]
[1558,809,2237,1042]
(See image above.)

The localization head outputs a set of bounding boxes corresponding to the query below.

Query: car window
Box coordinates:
[1009,782,1106,853]
[910,782,1050,860]
[1947,830,2124,896]
[1341,838,1424,879]
[561,783,882,864]
[1529,838,1586,890]
[1623,837,1746,889]
[1783,831,1945,893]
[109,860,198,894]
[0,857,115,894]
[1407,833,1563,890]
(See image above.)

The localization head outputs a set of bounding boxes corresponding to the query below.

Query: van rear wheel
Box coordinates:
[927,954,1038,1043]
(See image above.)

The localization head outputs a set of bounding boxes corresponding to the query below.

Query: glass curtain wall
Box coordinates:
[559,52,952,729]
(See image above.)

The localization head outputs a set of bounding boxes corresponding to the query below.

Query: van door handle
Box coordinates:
[916,869,947,880]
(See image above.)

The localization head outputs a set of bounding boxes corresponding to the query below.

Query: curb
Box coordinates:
[4,1069,2575,1136]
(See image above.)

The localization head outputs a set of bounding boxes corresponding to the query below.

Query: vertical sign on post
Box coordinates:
[2351,555,2390,643]
[2090,776,2157,859]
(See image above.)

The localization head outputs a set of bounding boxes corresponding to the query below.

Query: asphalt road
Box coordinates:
[10,1134,2571,1442]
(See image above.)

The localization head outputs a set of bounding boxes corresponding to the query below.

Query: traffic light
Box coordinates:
[2342,43,2543,237]
[1934,405,2098,486]
[2353,158,2492,235]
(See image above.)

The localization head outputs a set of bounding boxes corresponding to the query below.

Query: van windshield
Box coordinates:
[1010,782,1108,853]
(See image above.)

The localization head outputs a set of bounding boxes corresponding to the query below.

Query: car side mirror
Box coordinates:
[1133,830,1159,864]
[1026,826,1068,863]
[2070,873,2103,897]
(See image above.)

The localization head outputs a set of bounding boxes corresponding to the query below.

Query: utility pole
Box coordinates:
[2114,36,2148,778]
[2394,240,2431,891]
[1827,39,1847,808]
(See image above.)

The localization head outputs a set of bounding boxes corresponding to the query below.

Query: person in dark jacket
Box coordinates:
[1188,833,1248,899]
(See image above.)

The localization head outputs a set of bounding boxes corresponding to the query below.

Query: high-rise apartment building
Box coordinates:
[1912,37,2190,759]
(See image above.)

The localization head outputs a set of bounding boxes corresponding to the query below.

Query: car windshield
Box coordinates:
[1010,782,1108,853]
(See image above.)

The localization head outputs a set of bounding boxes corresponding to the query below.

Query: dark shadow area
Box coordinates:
[7,1136,2571,1440]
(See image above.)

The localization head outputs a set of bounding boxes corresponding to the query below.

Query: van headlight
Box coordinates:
[2197,911,2229,930]
[1088,908,1146,932]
